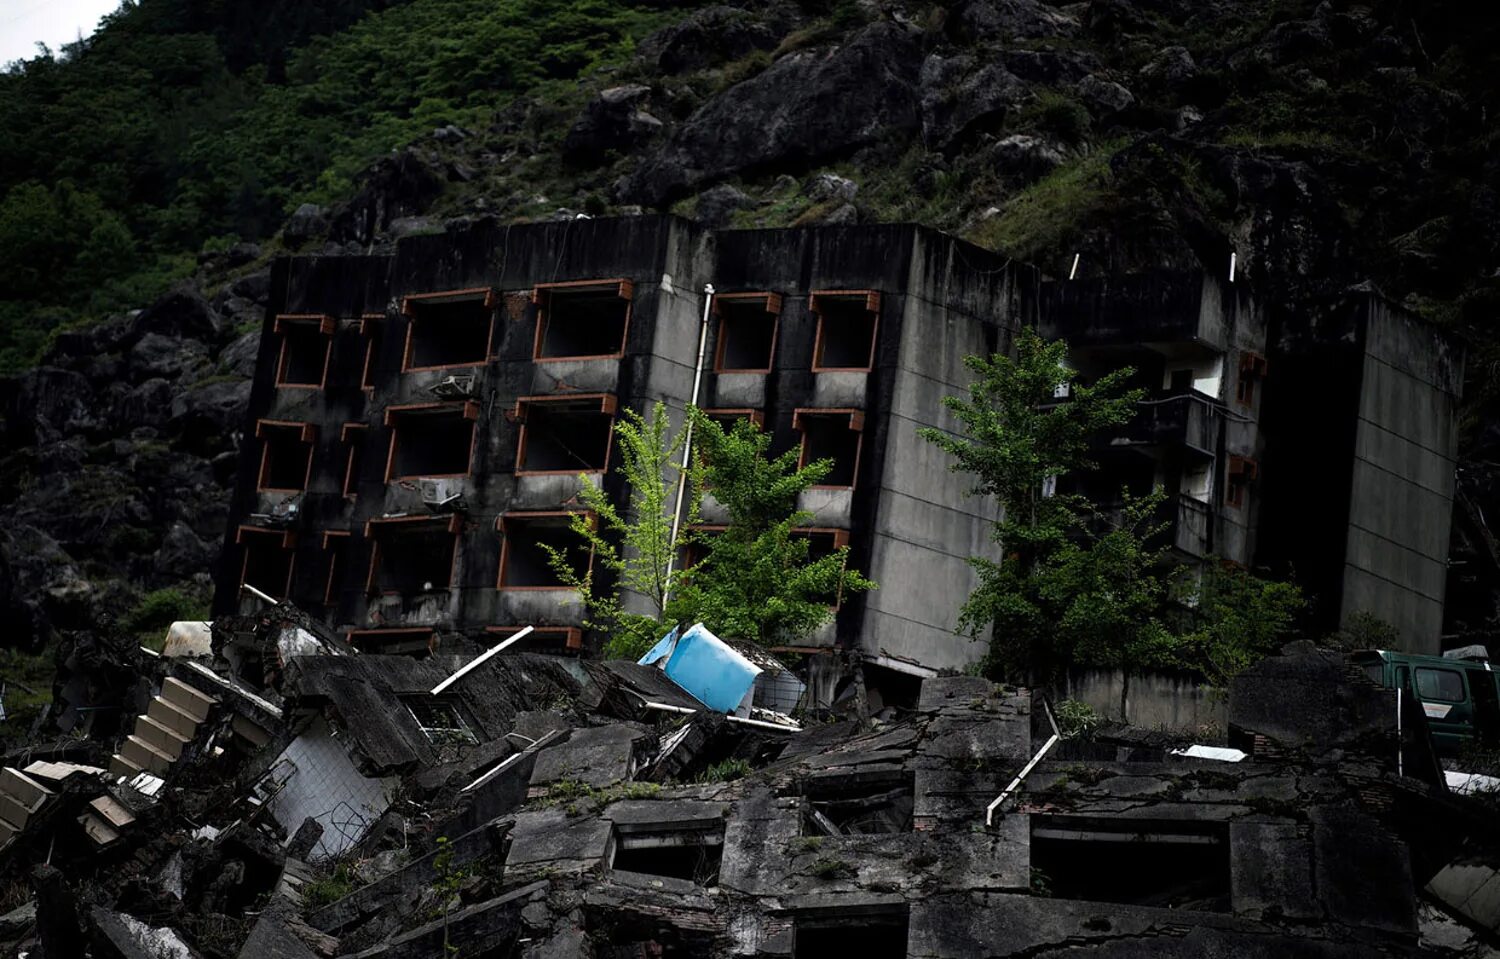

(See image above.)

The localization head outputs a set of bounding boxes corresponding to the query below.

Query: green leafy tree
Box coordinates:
[922,329,1302,684]
[548,404,874,656]
[543,402,682,660]
[672,408,874,646]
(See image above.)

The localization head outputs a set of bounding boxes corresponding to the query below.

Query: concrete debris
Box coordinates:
[1,597,1498,957]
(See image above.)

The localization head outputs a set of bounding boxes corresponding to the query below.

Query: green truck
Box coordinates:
[1353,647,1499,758]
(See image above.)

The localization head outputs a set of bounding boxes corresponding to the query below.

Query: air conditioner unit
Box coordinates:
[420,478,466,512]
[267,496,301,526]
[431,374,477,399]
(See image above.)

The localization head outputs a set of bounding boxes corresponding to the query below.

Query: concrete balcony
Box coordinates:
[1039,271,1230,353]
[1111,391,1221,459]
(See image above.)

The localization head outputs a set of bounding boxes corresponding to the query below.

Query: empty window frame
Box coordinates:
[795,409,865,488]
[1030,817,1231,911]
[532,279,633,361]
[322,530,352,607]
[484,625,584,653]
[341,423,367,499]
[794,906,908,958]
[347,627,437,656]
[365,515,461,596]
[1225,455,1258,509]
[1236,351,1268,406]
[497,512,594,589]
[713,292,782,372]
[810,290,880,371]
[237,527,296,600]
[384,402,479,480]
[401,288,496,371]
[274,314,335,388]
[610,822,724,886]
[404,697,479,746]
[256,420,316,492]
[360,314,383,390]
[515,394,616,474]
[801,770,913,835]
[701,408,765,433]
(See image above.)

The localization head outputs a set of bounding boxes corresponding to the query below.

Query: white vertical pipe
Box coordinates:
[663,284,715,605]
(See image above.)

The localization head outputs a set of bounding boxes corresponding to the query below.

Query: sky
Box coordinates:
[1,0,121,68]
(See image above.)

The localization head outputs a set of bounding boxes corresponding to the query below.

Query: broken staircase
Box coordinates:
[0,766,54,852]
[109,676,218,780]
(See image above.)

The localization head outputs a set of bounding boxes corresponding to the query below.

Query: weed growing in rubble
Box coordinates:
[432,836,471,956]
[808,857,857,880]
[537,779,662,812]
[693,758,751,784]
[302,864,358,909]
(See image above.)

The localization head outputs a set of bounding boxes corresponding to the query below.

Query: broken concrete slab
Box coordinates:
[529,724,651,791]
[337,880,543,959]
[506,809,614,880]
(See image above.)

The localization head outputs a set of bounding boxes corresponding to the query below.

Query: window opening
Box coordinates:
[790,528,850,607]
[794,908,907,959]
[610,823,724,886]
[516,395,616,473]
[366,517,459,595]
[533,279,632,360]
[801,771,913,835]
[401,289,495,371]
[405,698,479,746]
[275,315,334,388]
[811,290,880,371]
[256,421,315,492]
[385,403,478,480]
[1029,817,1231,911]
[499,513,593,589]
[238,528,295,600]
[795,410,864,488]
[714,293,781,372]
[1416,667,1466,703]
[1225,455,1257,509]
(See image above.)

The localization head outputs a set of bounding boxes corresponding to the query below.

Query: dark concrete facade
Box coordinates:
[214,216,1018,674]
[1259,289,1464,652]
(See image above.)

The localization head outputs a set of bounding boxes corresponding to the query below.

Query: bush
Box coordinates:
[122,587,208,635]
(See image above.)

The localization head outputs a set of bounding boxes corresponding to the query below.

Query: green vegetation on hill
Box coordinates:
[0,0,685,372]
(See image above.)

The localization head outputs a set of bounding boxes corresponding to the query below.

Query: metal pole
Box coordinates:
[663,284,715,606]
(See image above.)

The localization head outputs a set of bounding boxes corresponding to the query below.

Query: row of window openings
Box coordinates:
[239,521,851,603]
[257,407,864,494]
[273,287,881,388]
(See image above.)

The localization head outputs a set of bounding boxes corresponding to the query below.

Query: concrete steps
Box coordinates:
[0,766,55,852]
[108,675,219,783]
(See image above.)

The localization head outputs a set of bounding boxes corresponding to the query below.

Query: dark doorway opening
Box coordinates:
[535,284,630,359]
[499,514,591,588]
[611,825,724,886]
[797,412,862,488]
[794,907,907,958]
[388,407,476,479]
[517,399,613,473]
[369,523,456,595]
[404,296,493,370]
[812,293,878,371]
[1030,817,1231,911]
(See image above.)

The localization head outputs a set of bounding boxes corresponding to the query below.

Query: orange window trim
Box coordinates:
[513,395,617,476]
[399,288,498,373]
[496,510,597,591]
[383,402,480,482]
[793,408,866,490]
[484,625,584,651]
[809,289,881,372]
[712,292,783,374]
[530,278,634,363]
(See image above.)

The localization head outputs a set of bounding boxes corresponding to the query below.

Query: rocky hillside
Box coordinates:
[4,0,1500,725]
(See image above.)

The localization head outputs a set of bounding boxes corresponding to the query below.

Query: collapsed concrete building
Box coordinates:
[0,597,1495,958]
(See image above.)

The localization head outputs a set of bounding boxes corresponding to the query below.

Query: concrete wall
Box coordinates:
[1058,668,1228,735]
[1340,296,1464,652]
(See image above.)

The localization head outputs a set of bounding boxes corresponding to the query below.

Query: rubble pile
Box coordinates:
[0,609,1495,957]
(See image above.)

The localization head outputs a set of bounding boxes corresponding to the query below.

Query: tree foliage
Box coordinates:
[923,330,1302,684]
[548,404,874,658]
[0,0,679,371]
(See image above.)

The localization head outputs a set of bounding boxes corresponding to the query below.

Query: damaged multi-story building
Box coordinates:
[215,216,1463,667]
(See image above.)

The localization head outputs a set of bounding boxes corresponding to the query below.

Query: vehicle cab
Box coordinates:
[1352,646,1499,758]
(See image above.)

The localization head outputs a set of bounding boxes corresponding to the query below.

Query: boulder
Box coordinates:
[622,22,922,206]
[804,173,858,203]
[1138,45,1197,93]
[329,148,446,246]
[694,184,753,228]
[639,5,782,75]
[563,85,665,167]
[283,203,329,245]
[218,331,263,377]
[5,367,98,444]
[1076,74,1135,115]
[988,134,1066,182]
[129,289,220,345]
[229,270,272,304]
[118,378,175,432]
[946,0,1077,44]
[920,55,1027,150]
[169,379,252,447]
[125,333,208,383]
